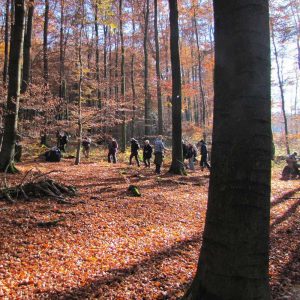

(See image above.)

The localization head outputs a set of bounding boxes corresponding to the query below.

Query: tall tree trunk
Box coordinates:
[193,11,207,139]
[75,1,84,166]
[119,0,126,151]
[59,0,65,101]
[94,3,101,109]
[184,1,271,299]
[43,0,49,86]
[21,0,34,93]
[3,0,10,85]
[0,0,25,172]
[154,0,163,134]
[103,25,108,101]
[168,0,183,175]
[130,12,136,138]
[271,27,290,155]
[144,0,151,136]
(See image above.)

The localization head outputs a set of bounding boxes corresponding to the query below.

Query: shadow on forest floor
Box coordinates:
[41,234,201,299]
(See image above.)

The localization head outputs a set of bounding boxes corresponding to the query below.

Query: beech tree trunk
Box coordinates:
[184,1,271,299]
[94,3,101,109]
[3,0,10,85]
[130,12,136,138]
[119,0,126,151]
[154,0,163,135]
[21,0,34,93]
[43,0,49,86]
[59,0,65,101]
[144,0,151,136]
[0,0,25,172]
[168,0,184,175]
[75,1,84,166]
[193,11,207,139]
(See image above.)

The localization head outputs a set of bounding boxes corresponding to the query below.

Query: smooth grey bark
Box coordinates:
[0,0,25,171]
[21,0,34,93]
[184,1,271,299]
[168,0,184,175]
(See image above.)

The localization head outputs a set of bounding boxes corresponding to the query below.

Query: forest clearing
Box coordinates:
[0,0,300,298]
[0,157,299,299]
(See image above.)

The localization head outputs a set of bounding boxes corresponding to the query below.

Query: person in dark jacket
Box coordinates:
[108,138,118,163]
[59,132,69,152]
[143,140,153,168]
[82,136,92,158]
[129,138,140,167]
[199,140,211,171]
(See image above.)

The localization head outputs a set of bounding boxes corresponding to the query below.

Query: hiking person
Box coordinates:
[59,131,69,152]
[154,135,167,174]
[199,140,211,171]
[108,138,118,163]
[186,143,197,171]
[82,136,92,158]
[129,138,140,167]
[143,140,153,168]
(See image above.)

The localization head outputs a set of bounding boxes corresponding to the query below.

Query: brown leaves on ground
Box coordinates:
[0,161,299,299]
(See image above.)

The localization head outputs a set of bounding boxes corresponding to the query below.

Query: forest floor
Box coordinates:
[0,156,299,299]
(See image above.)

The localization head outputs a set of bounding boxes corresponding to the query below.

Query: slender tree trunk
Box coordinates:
[3,0,10,85]
[193,11,207,139]
[21,0,34,93]
[75,1,84,166]
[119,0,126,151]
[103,25,108,101]
[154,0,163,134]
[0,0,25,172]
[144,0,151,136]
[43,0,49,86]
[168,0,183,175]
[108,30,112,99]
[94,3,101,109]
[271,27,290,155]
[59,0,65,101]
[184,1,271,299]
[130,13,136,138]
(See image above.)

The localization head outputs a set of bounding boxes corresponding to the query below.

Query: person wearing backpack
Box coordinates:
[108,138,118,163]
[82,136,92,158]
[186,143,197,171]
[129,138,140,167]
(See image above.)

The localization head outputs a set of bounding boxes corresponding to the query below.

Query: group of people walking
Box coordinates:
[107,136,210,174]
